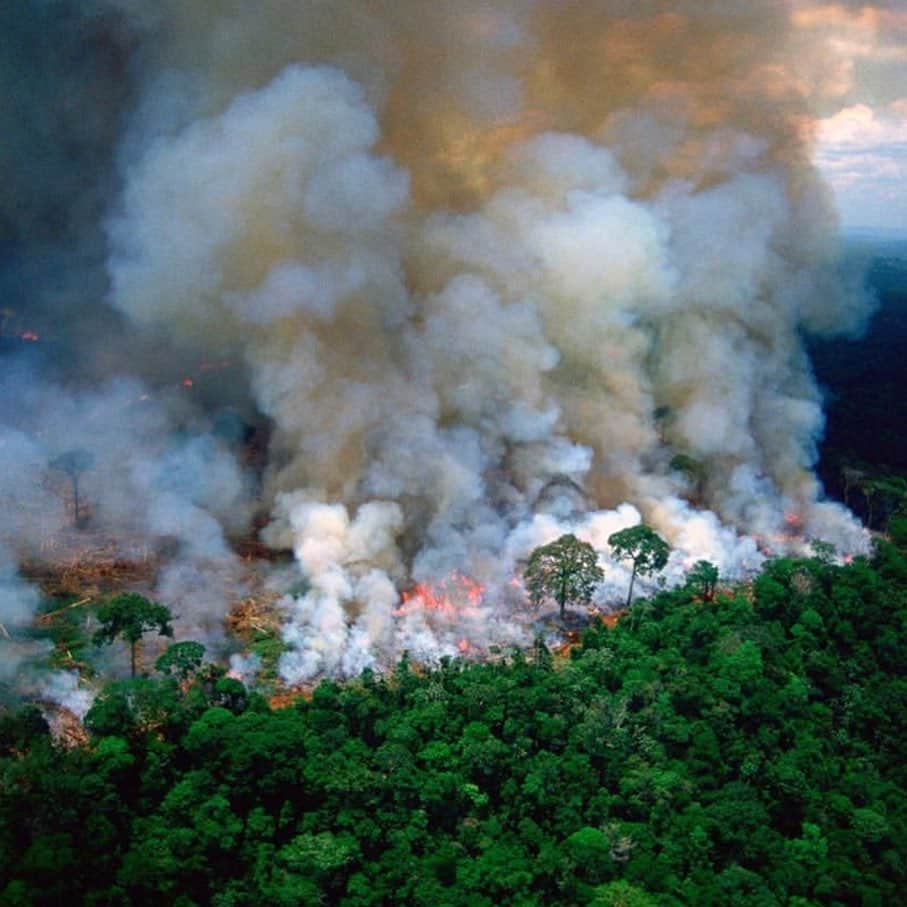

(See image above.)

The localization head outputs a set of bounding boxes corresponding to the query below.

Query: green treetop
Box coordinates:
[686,559,719,602]
[608,524,671,609]
[524,533,604,620]
[93,593,174,677]
[156,640,206,682]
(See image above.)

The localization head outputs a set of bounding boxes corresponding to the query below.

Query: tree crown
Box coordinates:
[93,593,174,647]
[686,559,719,600]
[50,448,95,477]
[608,525,670,576]
[524,533,604,613]
[156,640,206,680]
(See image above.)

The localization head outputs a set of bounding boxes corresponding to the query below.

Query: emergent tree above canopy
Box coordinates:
[524,533,604,620]
[608,524,671,609]
[93,593,174,678]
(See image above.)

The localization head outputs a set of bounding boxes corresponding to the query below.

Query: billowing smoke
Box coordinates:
[2,2,875,687]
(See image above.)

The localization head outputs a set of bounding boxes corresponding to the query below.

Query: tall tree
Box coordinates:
[50,448,94,527]
[608,525,671,609]
[93,593,173,677]
[524,534,604,620]
[841,466,865,509]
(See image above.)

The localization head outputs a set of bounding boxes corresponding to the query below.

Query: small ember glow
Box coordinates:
[182,378,194,388]
[20,330,39,342]
[784,512,804,533]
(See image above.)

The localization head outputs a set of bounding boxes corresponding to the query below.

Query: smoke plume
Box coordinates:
[2,1,875,686]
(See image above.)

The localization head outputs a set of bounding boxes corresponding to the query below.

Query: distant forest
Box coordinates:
[813,241,907,484]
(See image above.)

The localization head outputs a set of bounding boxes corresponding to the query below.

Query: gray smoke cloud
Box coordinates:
[0,365,254,684]
[1,1,876,687]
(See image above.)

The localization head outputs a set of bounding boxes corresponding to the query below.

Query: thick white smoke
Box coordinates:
[32,0,873,684]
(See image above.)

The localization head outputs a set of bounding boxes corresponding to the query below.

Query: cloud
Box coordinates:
[788,2,907,229]
[815,101,907,228]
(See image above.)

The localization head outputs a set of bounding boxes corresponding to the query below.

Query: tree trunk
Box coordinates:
[625,563,637,610]
[130,641,137,678]
[72,474,80,526]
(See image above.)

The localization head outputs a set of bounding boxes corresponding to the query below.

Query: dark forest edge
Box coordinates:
[2,537,906,906]
[813,243,907,509]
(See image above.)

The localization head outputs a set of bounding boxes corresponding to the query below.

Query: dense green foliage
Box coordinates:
[685,561,719,602]
[2,546,906,906]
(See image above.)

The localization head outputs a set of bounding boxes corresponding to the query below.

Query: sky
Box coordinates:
[797,2,907,234]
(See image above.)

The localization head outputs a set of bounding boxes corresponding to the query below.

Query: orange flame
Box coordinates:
[394,571,485,620]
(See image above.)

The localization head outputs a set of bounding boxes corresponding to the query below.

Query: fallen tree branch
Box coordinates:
[36,597,93,625]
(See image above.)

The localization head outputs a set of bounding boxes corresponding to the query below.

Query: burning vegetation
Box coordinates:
[394,573,486,621]
[0,0,882,705]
